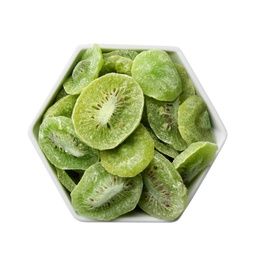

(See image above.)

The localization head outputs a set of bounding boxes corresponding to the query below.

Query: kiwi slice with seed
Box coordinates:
[138,151,187,221]
[146,127,179,159]
[173,141,218,185]
[71,162,143,221]
[43,94,78,119]
[100,123,154,177]
[63,44,104,95]
[146,96,187,151]
[72,73,144,150]
[178,95,215,145]
[38,116,99,170]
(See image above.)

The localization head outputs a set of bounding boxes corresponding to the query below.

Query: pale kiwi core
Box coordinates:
[90,182,124,208]
[97,95,117,126]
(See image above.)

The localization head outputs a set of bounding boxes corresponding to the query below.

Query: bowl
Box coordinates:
[28,44,227,222]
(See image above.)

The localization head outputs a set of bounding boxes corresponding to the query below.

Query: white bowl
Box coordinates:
[28,44,227,222]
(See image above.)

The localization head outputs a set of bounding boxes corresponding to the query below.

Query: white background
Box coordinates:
[1,0,259,259]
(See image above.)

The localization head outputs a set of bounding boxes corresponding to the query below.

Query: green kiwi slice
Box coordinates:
[43,94,78,119]
[100,124,154,177]
[63,44,104,95]
[138,151,187,221]
[38,116,99,170]
[178,95,216,145]
[174,63,196,103]
[55,87,68,101]
[99,55,133,76]
[55,168,83,193]
[146,96,187,151]
[71,162,143,221]
[146,127,179,159]
[173,141,218,185]
[131,49,182,101]
[55,167,77,193]
[72,73,144,150]
[103,50,139,60]
[99,50,139,76]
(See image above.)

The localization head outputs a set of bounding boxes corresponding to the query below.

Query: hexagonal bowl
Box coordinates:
[28,44,227,222]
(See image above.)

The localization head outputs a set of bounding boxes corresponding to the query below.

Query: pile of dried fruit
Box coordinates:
[38,44,218,221]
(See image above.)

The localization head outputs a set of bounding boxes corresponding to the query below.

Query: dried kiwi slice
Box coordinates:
[100,49,139,76]
[131,49,182,101]
[99,55,133,76]
[146,127,179,159]
[100,124,154,177]
[138,151,187,221]
[178,95,215,145]
[63,44,104,95]
[55,88,68,101]
[55,168,83,193]
[43,94,78,119]
[174,63,196,103]
[173,141,218,185]
[72,73,144,150]
[103,50,139,60]
[55,167,77,193]
[71,162,143,221]
[146,96,187,151]
[38,116,99,170]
